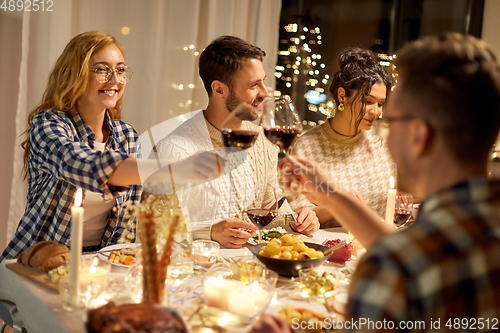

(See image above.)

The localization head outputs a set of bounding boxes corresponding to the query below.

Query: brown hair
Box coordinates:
[199,35,266,95]
[394,33,500,164]
[329,47,392,132]
[21,31,124,179]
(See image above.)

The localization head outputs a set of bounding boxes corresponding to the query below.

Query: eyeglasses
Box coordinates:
[372,115,417,140]
[91,65,133,84]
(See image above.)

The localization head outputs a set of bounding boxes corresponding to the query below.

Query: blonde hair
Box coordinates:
[21,31,125,179]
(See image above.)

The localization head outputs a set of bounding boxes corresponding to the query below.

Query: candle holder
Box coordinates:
[203,275,274,318]
[81,256,111,299]
[193,240,220,271]
[59,276,88,311]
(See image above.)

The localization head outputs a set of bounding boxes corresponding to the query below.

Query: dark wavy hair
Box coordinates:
[329,47,392,132]
[199,35,266,95]
[394,33,500,164]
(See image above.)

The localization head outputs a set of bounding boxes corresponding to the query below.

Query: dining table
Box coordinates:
[0,227,354,333]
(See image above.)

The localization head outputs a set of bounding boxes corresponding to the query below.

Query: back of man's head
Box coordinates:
[394,33,500,164]
[199,35,266,95]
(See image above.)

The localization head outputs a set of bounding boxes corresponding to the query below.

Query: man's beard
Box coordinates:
[225,89,242,112]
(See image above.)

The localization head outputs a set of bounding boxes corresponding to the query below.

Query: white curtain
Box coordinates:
[2,0,281,249]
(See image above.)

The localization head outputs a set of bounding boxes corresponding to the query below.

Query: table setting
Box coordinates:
[0,96,419,333]
[0,221,356,333]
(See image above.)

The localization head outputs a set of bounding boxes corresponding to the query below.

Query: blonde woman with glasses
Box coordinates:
[1,31,221,261]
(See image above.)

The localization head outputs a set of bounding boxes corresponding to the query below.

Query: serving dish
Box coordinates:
[251,242,329,277]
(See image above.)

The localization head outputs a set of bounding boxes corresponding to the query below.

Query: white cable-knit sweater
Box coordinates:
[153,110,294,240]
[289,120,395,227]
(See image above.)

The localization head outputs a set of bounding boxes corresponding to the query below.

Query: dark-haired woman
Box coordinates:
[289,48,394,227]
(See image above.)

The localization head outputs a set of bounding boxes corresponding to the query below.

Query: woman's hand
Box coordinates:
[170,151,225,184]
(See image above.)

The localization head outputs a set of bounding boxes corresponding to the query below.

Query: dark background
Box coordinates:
[276,0,485,128]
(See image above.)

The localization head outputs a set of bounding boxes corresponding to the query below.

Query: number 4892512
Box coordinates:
[1,0,54,11]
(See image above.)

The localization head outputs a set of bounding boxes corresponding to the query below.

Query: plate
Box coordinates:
[98,243,141,268]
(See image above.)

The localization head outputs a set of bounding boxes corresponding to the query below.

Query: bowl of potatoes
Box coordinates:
[251,234,329,277]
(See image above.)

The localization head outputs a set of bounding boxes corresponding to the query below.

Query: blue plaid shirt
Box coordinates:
[0,110,142,261]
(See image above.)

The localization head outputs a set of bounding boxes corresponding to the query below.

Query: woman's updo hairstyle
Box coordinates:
[329,47,392,131]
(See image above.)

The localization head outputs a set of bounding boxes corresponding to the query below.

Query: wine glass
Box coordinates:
[394,192,413,229]
[246,190,278,243]
[261,95,302,157]
[220,102,262,155]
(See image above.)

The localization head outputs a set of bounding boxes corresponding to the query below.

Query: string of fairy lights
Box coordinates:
[274,21,397,128]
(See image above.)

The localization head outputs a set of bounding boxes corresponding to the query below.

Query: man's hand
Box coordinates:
[290,207,319,234]
[210,218,258,248]
[278,155,335,207]
[249,314,291,333]
[349,191,367,205]
[170,151,225,184]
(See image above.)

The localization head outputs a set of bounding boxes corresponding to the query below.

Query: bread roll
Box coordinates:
[17,241,70,273]
[87,302,188,333]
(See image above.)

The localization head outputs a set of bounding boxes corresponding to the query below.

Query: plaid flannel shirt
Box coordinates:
[347,178,500,332]
[0,110,141,261]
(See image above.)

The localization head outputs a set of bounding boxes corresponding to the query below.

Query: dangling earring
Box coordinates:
[338,101,345,112]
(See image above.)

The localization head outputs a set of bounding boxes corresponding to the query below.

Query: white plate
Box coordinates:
[98,243,141,268]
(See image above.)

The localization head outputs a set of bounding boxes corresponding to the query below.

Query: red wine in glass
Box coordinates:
[264,128,301,152]
[394,208,412,228]
[247,209,278,229]
[221,129,259,150]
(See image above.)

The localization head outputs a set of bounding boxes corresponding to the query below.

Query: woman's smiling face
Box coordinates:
[77,43,127,114]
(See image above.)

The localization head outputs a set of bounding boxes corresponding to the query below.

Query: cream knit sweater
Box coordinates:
[153,110,294,240]
[289,120,394,227]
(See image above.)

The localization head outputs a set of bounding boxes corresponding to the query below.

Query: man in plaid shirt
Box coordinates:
[260,33,500,332]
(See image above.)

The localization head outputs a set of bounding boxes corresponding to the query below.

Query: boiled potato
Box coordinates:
[292,242,308,253]
[265,239,282,257]
[280,234,295,246]
[258,234,324,261]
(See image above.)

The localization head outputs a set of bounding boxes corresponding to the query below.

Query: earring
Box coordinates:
[338,101,345,112]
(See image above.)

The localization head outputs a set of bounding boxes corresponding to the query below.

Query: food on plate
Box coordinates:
[323,239,353,263]
[299,270,338,297]
[86,302,187,333]
[17,241,70,273]
[253,230,282,241]
[108,248,136,266]
[231,257,265,283]
[277,305,336,333]
[258,235,325,260]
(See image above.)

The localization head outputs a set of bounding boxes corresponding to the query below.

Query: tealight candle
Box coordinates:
[203,276,233,310]
[69,188,84,309]
[384,176,396,228]
[80,256,110,298]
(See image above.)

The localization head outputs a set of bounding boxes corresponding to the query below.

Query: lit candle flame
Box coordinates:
[216,275,224,287]
[90,265,96,274]
[74,188,82,207]
[390,176,394,189]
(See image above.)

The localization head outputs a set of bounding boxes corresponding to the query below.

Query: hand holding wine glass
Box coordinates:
[394,192,413,228]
